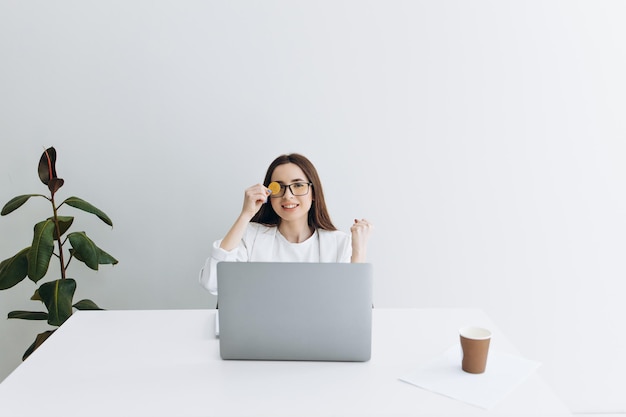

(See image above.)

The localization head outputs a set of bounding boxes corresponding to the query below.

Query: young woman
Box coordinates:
[199,153,373,294]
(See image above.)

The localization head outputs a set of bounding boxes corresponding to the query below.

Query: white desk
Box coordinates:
[0,309,570,417]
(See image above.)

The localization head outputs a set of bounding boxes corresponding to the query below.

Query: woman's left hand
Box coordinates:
[351,218,373,263]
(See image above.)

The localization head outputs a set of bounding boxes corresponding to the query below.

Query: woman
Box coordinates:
[199,153,373,294]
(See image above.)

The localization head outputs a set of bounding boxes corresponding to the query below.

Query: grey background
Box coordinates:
[1,1,625,413]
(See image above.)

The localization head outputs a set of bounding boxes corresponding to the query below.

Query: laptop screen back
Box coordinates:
[217,262,373,362]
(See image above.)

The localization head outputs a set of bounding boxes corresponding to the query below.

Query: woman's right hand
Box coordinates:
[219,184,270,251]
[241,183,271,220]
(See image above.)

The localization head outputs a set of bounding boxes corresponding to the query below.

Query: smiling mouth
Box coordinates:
[282,204,299,209]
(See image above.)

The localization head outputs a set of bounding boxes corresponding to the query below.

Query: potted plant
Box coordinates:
[0,147,118,359]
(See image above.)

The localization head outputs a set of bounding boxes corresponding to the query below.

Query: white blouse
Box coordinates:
[273,229,320,262]
[199,222,351,295]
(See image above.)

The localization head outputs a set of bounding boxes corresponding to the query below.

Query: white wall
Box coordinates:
[1,1,625,413]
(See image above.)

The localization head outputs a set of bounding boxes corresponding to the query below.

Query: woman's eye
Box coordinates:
[293,183,306,189]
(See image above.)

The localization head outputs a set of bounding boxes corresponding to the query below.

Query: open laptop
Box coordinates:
[216,262,373,362]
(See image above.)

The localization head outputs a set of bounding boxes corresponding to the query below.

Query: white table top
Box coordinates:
[0,308,570,417]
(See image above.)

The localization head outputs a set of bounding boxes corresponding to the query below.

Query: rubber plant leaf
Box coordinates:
[96,247,119,266]
[30,289,42,301]
[62,197,113,227]
[69,235,118,269]
[37,147,57,185]
[73,299,103,310]
[28,220,56,283]
[8,311,49,320]
[68,232,99,270]
[50,216,74,240]
[38,147,64,194]
[38,278,76,326]
[0,247,30,290]
[22,330,56,361]
[1,194,46,216]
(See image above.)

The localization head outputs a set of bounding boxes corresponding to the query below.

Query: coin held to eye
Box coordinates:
[268,182,281,195]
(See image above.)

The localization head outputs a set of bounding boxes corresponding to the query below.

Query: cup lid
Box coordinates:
[459,326,492,340]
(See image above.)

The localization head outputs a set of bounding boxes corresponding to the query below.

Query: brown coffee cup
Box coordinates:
[459,326,492,374]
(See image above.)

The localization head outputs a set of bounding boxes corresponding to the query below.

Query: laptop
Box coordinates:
[216,262,373,362]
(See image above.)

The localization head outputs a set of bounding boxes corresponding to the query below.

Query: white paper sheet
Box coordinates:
[399,345,541,410]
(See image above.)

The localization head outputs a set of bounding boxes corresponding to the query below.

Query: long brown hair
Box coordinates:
[251,153,337,231]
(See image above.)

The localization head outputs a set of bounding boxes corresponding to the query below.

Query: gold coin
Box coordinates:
[268,182,281,195]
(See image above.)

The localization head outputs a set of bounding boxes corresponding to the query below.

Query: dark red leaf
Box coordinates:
[38,147,58,186]
[47,177,65,194]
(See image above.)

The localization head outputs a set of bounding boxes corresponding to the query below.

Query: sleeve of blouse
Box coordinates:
[199,238,249,295]
[339,233,352,263]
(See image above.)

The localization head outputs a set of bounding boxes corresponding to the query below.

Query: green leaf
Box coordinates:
[73,299,103,310]
[51,216,74,239]
[96,247,118,266]
[8,310,49,320]
[38,278,76,326]
[0,248,30,290]
[1,194,46,216]
[62,197,113,227]
[68,232,98,270]
[69,232,118,270]
[23,330,56,361]
[28,220,56,282]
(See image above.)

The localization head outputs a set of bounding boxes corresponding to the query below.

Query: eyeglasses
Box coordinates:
[268,181,313,198]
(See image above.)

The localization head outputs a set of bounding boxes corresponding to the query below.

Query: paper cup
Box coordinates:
[459,326,492,374]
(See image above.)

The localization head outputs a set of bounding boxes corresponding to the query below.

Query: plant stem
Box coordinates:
[50,193,66,280]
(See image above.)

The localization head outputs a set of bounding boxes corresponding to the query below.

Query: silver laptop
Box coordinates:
[217,262,373,362]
